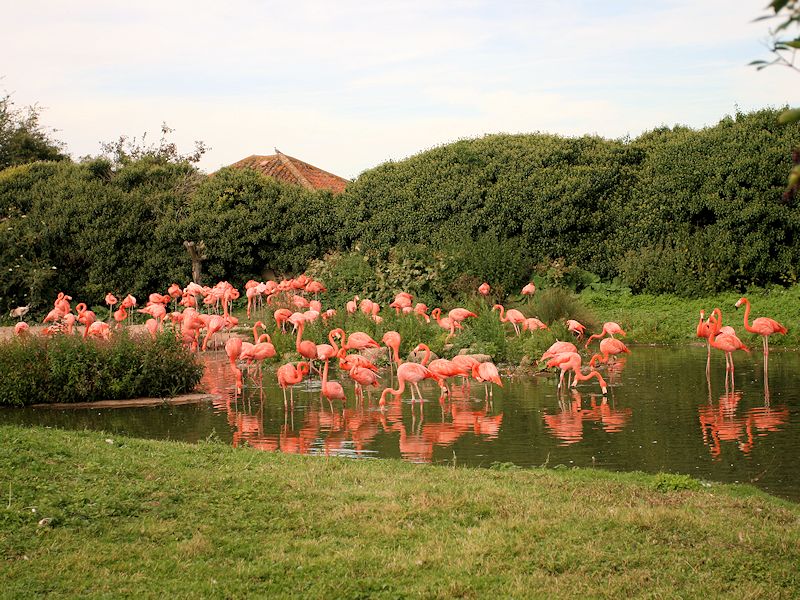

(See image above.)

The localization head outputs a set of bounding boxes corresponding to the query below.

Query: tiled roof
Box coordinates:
[226,150,349,193]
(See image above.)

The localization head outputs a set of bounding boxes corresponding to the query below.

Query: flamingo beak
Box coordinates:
[601,386,608,395]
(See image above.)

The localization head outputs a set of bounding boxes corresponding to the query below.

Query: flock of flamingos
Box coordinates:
[9,274,789,410]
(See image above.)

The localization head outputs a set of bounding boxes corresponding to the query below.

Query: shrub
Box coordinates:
[0,331,203,406]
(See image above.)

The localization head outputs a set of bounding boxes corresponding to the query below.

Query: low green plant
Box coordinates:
[0,331,202,406]
[654,472,703,493]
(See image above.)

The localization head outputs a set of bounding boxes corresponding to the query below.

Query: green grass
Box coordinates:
[2,425,798,598]
[580,285,800,347]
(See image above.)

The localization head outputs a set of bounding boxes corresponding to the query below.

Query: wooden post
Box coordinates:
[184,241,207,284]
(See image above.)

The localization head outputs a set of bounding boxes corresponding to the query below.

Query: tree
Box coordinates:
[0,93,68,170]
[752,1,800,199]
[98,122,209,168]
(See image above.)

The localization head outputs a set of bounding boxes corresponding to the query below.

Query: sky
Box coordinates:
[3,1,796,179]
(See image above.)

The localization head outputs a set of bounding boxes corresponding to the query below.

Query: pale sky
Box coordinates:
[3,1,796,179]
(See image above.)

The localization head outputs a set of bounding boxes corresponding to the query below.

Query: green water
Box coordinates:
[3,346,798,500]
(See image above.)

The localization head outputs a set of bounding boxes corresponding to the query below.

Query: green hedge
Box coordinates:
[0,331,203,406]
[1,108,798,316]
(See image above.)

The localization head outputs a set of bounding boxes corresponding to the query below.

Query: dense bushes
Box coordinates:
[1,108,799,316]
[0,331,203,406]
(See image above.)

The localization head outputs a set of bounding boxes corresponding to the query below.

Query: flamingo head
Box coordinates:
[734,297,746,309]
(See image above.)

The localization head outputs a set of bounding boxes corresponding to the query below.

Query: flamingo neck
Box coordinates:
[322,358,330,387]
[741,299,754,333]
[417,344,431,365]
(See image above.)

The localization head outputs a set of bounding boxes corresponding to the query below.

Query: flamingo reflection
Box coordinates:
[698,390,789,458]
[543,390,631,445]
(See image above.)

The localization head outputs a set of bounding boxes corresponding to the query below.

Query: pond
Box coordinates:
[3,346,799,501]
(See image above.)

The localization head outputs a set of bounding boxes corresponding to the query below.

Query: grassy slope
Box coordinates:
[580,286,800,346]
[1,425,798,599]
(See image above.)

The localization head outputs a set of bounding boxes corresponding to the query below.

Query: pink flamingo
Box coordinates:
[14,322,29,336]
[294,320,318,361]
[75,303,97,339]
[709,327,749,387]
[589,338,631,366]
[277,361,310,405]
[431,308,460,339]
[382,331,403,374]
[521,283,536,296]
[585,322,626,348]
[566,319,586,340]
[540,341,578,363]
[448,307,477,324]
[321,353,346,404]
[546,351,583,389]
[478,282,490,296]
[522,317,548,332]
[472,362,503,399]
[735,297,787,371]
[273,309,292,333]
[379,362,444,408]
[492,304,526,336]
[413,343,469,395]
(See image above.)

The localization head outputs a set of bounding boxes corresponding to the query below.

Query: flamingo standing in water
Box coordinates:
[277,361,310,406]
[472,361,503,399]
[540,341,578,363]
[320,353,346,405]
[589,338,631,366]
[735,297,787,373]
[413,343,469,395]
[382,331,402,375]
[379,362,444,409]
[709,326,749,388]
[585,322,626,348]
[225,337,244,394]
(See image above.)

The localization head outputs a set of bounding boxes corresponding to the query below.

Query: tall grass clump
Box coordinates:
[0,331,203,406]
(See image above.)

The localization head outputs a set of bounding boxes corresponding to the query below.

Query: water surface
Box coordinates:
[3,346,798,501]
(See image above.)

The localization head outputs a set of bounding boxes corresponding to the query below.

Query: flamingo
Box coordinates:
[273,309,292,333]
[14,322,29,336]
[709,327,749,387]
[200,315,226,351]
[332,328,379,352]
[585,322,626,348]
[277,362,310,405]
[539,341,578,363]
[86,321,111,340]
[589,338,631,366]
[521,282,536,296]
[75,303,97,339]
[347,365,381,400]
[321,353,346,404]
[546,351,583,389]
[471,362,503,399]
[413,343,469,394]
[382,331,403,374]
[696,310,715,376]
[478,282,490,296]
[735,297,787,372]
[294,320,318,361]
[379,362,444,408]
[492,304,526,336]
[566,319,586,340]
[431,308,460,339]
[522,317,548,332]
[448,307,477,324]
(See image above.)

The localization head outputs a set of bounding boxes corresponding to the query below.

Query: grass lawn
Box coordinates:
[1,425,798,598]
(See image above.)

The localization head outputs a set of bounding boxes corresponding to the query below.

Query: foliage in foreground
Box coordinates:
[1,425,798,598]
[0,331,203,406]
